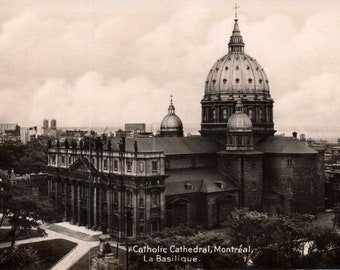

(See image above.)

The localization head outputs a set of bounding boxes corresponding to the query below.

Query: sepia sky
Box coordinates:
[0,0,340,137]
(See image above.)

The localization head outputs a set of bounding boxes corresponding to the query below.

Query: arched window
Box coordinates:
[212,108,216,121]
[139,197,144,207]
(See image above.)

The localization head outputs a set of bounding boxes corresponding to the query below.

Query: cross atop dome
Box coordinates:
[228,4,245,53]
[168,94,175,114]
[234,3,239,19]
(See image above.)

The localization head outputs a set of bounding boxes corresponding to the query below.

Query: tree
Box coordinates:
[91,258,124,270]
[301,226,340,269]
[7,194,55,247]
[333,203,340,232]
[0,141,48,174]
[228,209,311,268]
[0,180,12,228]
[0,182,55,247]
[228,209,340,269]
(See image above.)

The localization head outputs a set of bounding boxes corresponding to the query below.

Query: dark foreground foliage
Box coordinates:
[127,210,340,269]
[0,239,77,269]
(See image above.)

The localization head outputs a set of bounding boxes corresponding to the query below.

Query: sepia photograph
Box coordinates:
[0,0,340,269]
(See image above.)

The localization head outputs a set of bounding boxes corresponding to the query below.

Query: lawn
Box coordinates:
[0,229,42,243]
[0,238,77,269]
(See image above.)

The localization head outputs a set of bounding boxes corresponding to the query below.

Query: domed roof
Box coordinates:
[161,114,183,131]
[204,19,270,100]
[160,96,183,132]
[227,100,253,132]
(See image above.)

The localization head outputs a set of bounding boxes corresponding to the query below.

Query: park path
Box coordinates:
[48,224,100,270]
[0,223,100,270]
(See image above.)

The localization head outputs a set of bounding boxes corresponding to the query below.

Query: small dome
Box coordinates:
[160,96,183,137]
[227,100,253,132]
[160,114,183,131]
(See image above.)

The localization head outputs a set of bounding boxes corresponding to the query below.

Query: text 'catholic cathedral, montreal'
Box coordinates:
[47,15,324,239]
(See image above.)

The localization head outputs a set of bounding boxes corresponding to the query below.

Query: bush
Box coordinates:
[0,246,42,269]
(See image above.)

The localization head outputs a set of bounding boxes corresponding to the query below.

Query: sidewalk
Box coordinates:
[0,222,100,270]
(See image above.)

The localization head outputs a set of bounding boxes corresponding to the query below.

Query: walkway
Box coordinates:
[0,222,101,270]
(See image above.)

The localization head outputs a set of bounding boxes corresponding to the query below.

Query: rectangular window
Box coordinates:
[288,178,293,189]
[127,160,132,172]
[51,155,56,165]
[287,158,293,167]
[61,155,65,165]
[222,109,227,120]
[68,155,72,164]
[103,158,108,170]
[126,190,132,206]
[185,183,194,191]
[114,160,118,171]
[152,161,158,172]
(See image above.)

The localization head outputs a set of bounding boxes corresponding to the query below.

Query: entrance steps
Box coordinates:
[47,222,101,242]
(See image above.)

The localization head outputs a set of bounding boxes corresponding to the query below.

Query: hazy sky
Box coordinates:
[0,0,339,136]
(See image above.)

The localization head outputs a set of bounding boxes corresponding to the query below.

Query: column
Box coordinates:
[71,183,75,224]
[64,181,67,221]
[47,178,51,198]
[118,187,124,240]
[87,185,92,228]
[107,189,112,234]
[133,190,137,237]
[160,189,165,230]
[55,181,58,204]
[77,184,81,225]
[93,186,97,228]
[98,186,102,231]
[145,191,151,234]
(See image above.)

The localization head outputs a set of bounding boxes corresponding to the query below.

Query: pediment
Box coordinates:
[69,157,97,173]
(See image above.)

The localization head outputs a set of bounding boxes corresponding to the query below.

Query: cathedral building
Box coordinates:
[47,16,324,239]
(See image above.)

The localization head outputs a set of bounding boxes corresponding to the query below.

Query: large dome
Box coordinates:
[205,53,269,97]
[200,18,275,143]
[160,97,183,137]
[204,19,271,101]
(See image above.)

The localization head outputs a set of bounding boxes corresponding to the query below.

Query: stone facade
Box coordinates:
[48,147,166,239]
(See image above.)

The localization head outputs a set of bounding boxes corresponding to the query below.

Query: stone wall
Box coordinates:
[218,152,263,209]
[262,153,324,215]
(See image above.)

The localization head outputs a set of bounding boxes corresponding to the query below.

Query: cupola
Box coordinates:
[160,96,183,137]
